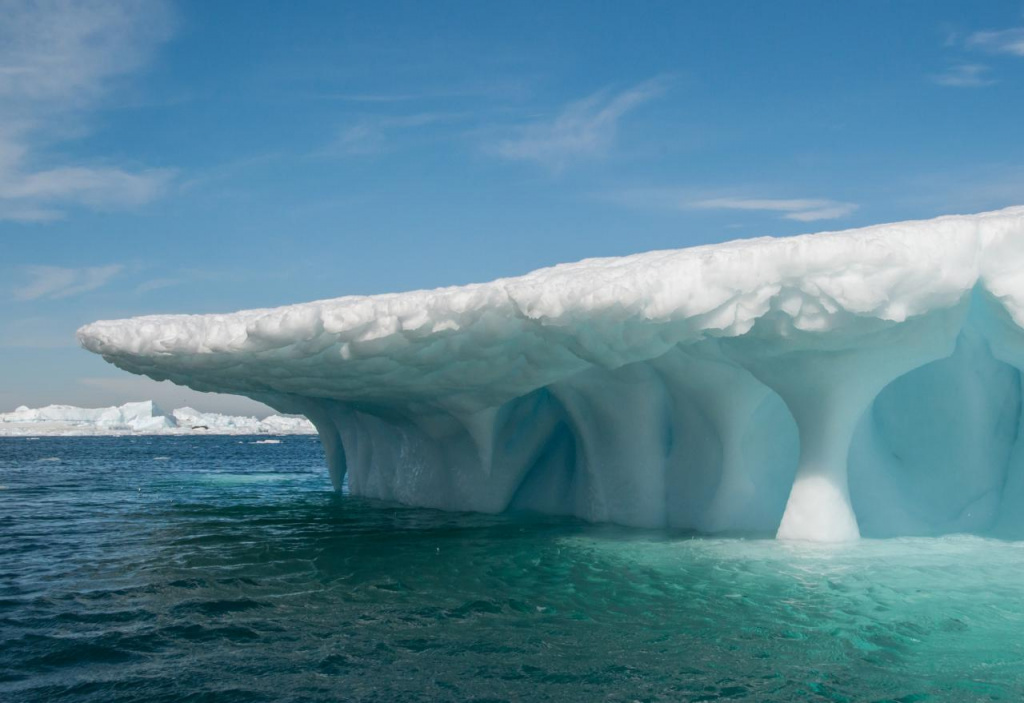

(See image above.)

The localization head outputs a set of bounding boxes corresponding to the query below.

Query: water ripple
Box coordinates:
[2,437,1024,701]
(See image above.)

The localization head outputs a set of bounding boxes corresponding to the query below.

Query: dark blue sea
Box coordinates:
[2,436,1024,702]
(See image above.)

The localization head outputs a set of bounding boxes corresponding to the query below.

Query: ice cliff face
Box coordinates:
[78,207,1024,541]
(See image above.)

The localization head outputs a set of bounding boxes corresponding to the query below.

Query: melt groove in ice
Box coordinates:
[79,207,1024,541]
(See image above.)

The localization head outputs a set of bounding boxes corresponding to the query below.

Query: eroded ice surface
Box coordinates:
[78,207,1024,541]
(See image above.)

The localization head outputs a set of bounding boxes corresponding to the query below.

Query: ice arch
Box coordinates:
[849,294,1024,537]
[78,207,1024,541]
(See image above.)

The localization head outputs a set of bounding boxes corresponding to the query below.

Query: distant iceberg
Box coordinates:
[78,207,1024,541]
[1,401,175,433]
[0,401,315,436]
[170,406,315,434]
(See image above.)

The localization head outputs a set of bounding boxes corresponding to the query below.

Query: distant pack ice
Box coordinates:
[78,207,1024,541]
[0,401,315,436]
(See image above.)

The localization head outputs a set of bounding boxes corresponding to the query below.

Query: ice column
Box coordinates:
[724,308,965,541]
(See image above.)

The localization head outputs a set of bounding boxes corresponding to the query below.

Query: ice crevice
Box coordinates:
[77,207,1024,541]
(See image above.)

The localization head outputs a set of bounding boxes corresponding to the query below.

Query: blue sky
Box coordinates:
[2,0,1024,414]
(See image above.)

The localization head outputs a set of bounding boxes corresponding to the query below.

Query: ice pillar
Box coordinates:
[724,307,966,541]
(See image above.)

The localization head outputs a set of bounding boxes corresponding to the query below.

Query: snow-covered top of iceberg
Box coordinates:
[77,207,1024,411]
[0,402,315,436]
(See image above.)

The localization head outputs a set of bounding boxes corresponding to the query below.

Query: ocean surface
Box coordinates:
[2,436,1024,702]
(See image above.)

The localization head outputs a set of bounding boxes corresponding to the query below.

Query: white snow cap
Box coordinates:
[77,207,1024,410]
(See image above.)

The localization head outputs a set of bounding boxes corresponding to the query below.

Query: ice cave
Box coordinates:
[78,207,1024,541]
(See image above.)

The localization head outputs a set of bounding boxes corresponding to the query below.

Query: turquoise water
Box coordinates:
[2,437,1024,701]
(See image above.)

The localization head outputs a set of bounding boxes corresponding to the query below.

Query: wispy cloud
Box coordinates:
[613,189,857,222]
[0,201,64,223]
[931,63,996,87]
[1,165,172,210]
[967,27,1024,56]
[690,197,858,222]
[14,264,123,301]
[323,112,468,156]
[0,0,176,223]
[489,77,669,170]
[330,124,388,155]
[134,277,183,295]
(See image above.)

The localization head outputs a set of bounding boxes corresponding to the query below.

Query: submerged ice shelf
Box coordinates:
[78,207,1024,541]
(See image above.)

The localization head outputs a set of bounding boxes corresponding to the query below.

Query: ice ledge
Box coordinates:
[79,208,1024,541]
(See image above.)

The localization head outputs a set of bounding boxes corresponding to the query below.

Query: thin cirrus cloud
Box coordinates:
[13,265,124,301]
[134,277,183,295]
[967,27,1024,56]
[613,189,858,222]
[930,63,996,87]
[0,0,176,223]
[323,112,469,156]
[690,197,858,222]
[489,77,670,170]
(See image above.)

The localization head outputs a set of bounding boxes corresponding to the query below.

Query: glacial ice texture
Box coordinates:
[78,207,1024,541]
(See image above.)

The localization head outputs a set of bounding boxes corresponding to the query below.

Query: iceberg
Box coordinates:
[170,406,316,434]
[0,401,316,436]
[0,401,176,433]
[77,207,1024,541]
